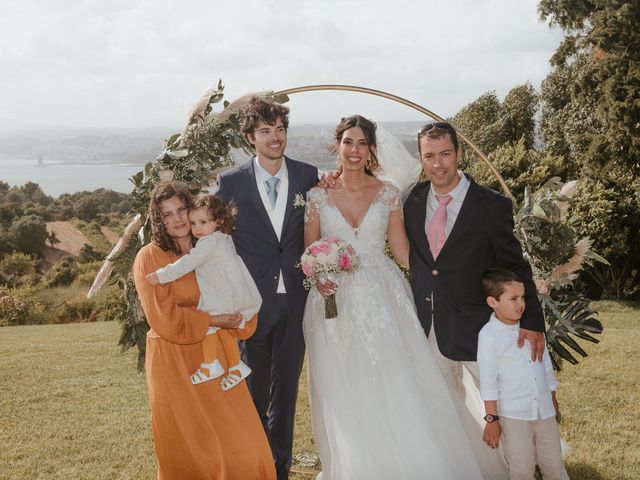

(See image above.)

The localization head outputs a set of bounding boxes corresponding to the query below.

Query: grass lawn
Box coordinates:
[1,301,638,479]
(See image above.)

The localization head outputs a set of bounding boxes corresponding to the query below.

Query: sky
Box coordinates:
[0,0,564,130]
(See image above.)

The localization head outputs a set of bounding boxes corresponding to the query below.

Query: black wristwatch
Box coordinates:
[483,414,500,423]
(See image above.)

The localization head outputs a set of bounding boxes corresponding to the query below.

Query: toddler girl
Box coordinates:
[146,194,261,390]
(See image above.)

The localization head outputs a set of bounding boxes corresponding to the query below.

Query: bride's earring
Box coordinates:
[366,149,378,172]
[365,151,376,171]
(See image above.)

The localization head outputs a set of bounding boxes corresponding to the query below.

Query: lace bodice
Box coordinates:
[305,181,402,261]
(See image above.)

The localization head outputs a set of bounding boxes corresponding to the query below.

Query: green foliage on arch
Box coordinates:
[108,82,288,369]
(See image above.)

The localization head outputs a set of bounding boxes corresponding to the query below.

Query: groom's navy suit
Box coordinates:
[404,175,544,361]
[217,156,317,479]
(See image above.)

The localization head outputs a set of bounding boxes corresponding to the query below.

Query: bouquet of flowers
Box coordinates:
[300,237,359,319]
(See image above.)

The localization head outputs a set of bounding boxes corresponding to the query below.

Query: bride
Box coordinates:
[303,115,502,479]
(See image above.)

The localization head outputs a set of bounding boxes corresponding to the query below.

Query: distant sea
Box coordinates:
[1,158,144,197]
[0,156,337,197]
[0,121,422,197]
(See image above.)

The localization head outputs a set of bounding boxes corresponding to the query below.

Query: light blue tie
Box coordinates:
[265,176,280,208]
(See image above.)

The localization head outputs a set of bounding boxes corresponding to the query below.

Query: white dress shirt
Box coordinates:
[424,170,470,237]
[254,157,288,293]
[477,313,559,421]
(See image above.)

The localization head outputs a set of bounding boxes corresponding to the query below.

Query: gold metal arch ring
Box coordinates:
[275,84,513,200]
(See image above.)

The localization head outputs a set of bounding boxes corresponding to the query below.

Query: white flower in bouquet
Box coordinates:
[299,237,358,319]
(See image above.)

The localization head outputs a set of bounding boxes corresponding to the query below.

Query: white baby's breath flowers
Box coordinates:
[293,193,306,208]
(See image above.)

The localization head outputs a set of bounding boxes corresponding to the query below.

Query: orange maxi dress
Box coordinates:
[133,243,276,480]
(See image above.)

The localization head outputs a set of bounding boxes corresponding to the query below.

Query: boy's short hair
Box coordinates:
[481,268,523,300]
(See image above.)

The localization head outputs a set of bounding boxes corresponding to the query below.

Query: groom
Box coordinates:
[403,121,545,403]
[216,97,318,480]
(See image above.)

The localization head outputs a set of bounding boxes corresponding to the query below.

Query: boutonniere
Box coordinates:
[293,193,306,208]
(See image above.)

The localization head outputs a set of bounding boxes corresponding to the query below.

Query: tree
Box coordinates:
[451,83,539,160]
[538,0,640,298]
[17,182,52,206]
[539,0,640,172]
[450,83,552,202]
[450,91,502,155]
[74,197,99,221]
[461,138,567,202]
[0,203,23,228]
[8,214,47,257]
[46,231,61,249]
[500,83,538,150]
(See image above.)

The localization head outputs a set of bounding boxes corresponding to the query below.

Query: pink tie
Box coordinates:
[427,194,452,260]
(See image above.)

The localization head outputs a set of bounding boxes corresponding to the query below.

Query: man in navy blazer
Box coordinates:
[403,121,546,396]
[216,97,318,480]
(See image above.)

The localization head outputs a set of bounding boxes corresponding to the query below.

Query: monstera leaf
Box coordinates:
[541,292,603,370]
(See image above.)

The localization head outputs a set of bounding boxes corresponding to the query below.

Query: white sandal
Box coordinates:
[190,359,224,385]
[220,361,252,391]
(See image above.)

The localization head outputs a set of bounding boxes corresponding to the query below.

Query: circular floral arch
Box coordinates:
[91,81,602,371]
[276,84,514,199]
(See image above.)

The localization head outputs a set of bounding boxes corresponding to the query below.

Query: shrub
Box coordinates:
[0,252,38,288]
[0,285,46,326]
[94,285,127,323]
[45,256,78,287]
[75,261,102,286]
[53,295,98,324]
[0,295,28,326]
[78,244,103,264]
[72,220,111,256]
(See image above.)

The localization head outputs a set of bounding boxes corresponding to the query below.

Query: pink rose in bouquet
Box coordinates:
[299,237,358,319]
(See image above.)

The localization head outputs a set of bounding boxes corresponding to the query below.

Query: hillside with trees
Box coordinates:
[0,182,130,326]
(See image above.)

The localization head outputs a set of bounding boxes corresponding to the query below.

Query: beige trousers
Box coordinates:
[501,416,566,480]
[426,325,569,480]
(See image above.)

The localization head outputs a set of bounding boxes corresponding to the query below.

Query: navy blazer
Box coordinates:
[403,176,545,361]
[216,156,318,337]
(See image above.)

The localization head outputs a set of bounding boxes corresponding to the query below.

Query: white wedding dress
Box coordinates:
[302,182,486,480]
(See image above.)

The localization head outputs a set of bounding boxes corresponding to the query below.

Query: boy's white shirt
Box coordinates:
[477,313,558,421]
[253,156,287,293]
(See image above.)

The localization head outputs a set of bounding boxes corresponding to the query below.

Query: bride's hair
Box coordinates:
[332,115,380,176]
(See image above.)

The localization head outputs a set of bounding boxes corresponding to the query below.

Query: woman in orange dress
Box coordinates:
[132,181,275,480]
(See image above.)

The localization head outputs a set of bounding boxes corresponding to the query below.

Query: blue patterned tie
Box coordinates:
[265,176,280,208]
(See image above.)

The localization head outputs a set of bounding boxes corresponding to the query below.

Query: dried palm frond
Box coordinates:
[87,215,142,298]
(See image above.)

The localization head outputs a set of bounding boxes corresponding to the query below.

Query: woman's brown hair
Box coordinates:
[148,181,194,254]
[332,115,380,176]
[192,194,237,235]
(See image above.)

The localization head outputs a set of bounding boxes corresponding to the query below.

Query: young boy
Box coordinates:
[477,268,568,480]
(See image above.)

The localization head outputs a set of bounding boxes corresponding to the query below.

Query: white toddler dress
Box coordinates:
[156,231,262,328]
